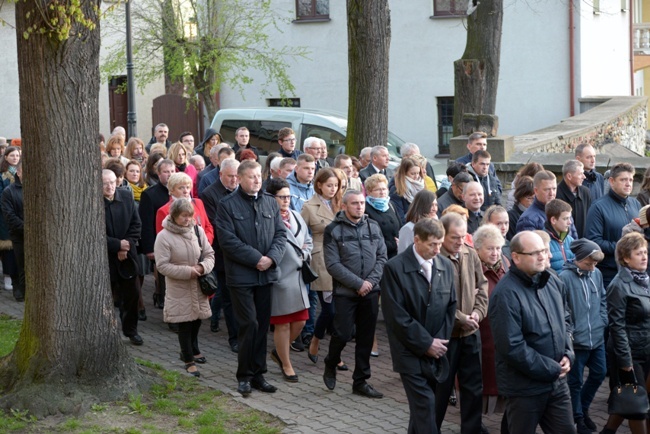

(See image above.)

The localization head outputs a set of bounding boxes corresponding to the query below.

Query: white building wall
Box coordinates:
[0,5,21,139]
[576,0,632,98]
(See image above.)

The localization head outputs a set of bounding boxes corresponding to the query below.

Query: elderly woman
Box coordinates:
[507,176,535,241]
[389,157,425,225]
[483,205,511,259]
[155,172,213,244]
[474,224,509,431]
[106,135,129,166]
[265,179,313,382]
[602,232,650,434]
[301,168,347,371]
[168,142,198,197]
[154,198,215,377]
[124,137,148,166]
[365,173,400,259]
[397,189,438,254]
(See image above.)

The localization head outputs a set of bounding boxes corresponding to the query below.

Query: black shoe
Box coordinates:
[210,324,220,333]
[251,377,277,393]
[281,368,299,383]
[153,294,164,309]
[270,349,283,369]
[575,418,592,434]
[290,338,304,352]
[138,309,147,321]
[185,362,200,377]
[168,323,179,333]
[237,381,251,397]
[128,334,144,346]
[307,352,318,364]
[194,356,206,364]
[13,290,24,302]
[336,362,349,371]
[230,343,239,353]
[352,383,383,399]
[302,333,313,346]
[480,422,490,434]
[323,365,336,390]
[583,412,596,431]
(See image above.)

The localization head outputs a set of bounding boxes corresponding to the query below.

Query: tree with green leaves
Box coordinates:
[102,0,308,120]
[0,0,145,416]
[345,0,391,157]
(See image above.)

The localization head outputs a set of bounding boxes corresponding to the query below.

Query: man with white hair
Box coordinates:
[303,137,328,173]
[463,181,485,234]
[112,126,126,139]
[359,145,393,183]
[359,147,372,169]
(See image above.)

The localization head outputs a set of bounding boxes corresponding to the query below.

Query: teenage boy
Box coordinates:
[544,199,575,273]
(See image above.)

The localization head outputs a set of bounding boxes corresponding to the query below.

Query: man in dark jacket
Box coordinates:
[277,127,302,159]
[559,239,607,434]
[200,158,240,352]
[436,172,471,217]
[1,163,24,302]
[381,218,456,433]
[145,123,172,153]
[556,160,591,238]
[575,144,605,203]
[465,150,501,211]
[489,231,575,433]
[359,145,394,182]
[139,159,174,308]
[216,160,286,397]
[103,170,143,346]
[322,190,388,398]
[585,162,641,287]
[231,127,260,158]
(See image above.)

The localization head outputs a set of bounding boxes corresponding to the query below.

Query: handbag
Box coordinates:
[608,370,650,419]
[286,212,318,284]
[194,226,218,297]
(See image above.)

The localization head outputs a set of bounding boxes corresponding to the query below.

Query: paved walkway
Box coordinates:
[0,278,631,433]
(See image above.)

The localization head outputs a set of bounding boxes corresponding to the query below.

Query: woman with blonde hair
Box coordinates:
[168,142,198,197]
[389,157,425,225]
[409,153,437,193]
[105,135,129,166]
[124,137,148,166]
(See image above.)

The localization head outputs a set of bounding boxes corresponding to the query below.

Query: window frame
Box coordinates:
[295,0,330,22]
[432,0,468,18]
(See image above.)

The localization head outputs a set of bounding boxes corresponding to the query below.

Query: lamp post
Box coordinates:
[125,0,137,138]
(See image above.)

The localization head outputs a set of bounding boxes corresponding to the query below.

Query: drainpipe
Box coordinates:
[630,0,635,95]
[569,0,575,116]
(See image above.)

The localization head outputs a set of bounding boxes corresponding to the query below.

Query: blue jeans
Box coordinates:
[567,344,607,419]
[302,287,318,337]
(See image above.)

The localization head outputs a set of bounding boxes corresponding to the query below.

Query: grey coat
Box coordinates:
[271,211,313,317]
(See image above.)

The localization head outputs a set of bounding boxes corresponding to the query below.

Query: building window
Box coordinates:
[268,98,301,107]
[433,0,467,17]
[296,0,329,21]
[437,97,454,155]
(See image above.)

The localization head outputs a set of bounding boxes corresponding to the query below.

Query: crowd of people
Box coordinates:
[7,124,650,433]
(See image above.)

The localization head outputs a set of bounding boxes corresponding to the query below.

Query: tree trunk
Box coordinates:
[346,0,391,156]
[1,0,143,417]
[453,0,503,136]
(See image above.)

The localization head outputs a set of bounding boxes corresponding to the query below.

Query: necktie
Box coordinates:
[422,260,432,283]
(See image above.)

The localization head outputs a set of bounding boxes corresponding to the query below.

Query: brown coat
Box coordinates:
[154,217,215,323]
[441,244,489,338]
[301,195,334,292]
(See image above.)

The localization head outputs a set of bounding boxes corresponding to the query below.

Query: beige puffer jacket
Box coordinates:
[154,216,215,323]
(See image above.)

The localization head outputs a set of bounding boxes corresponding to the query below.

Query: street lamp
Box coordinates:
[125,0,137,138]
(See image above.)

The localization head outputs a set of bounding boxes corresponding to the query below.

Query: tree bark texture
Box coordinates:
[346,0,391,156]
[2,0,141,416]
[453,0,503,136]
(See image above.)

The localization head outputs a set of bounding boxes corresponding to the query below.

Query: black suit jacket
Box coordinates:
[138,182,168,255]
[200,179,234,272]
[105,189,141,282]
[359,164,394,183]
[380,246,456,376]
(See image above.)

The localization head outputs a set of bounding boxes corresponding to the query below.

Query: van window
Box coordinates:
[220,120,291,156]
[300,124,346,158]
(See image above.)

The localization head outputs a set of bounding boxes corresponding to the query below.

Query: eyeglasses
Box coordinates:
[515,249,548,257]
[102,181,116,187]
[282,138,296,143]
[275,195,291,201]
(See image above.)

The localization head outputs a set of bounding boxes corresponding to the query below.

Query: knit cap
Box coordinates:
[639,205,650,227]
[570,238,601,262]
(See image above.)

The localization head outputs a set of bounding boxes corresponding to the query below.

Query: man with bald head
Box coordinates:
[489,231,575,433]
[462,181,484,234]
[575,144,604,203]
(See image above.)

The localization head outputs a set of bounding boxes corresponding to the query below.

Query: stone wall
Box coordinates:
[514,96,648,156]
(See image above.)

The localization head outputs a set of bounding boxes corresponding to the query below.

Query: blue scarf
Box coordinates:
[366,196,389,212]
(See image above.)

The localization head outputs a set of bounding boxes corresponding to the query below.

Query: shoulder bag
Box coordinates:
[194,225,218,297]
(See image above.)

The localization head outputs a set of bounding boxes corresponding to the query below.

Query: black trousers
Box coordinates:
[401,372,439,434]
[111,276,140,337]
[11,240,25,298]
[506,377,576,434]
[178,319,202,363]
[435,332,483,434]
[324,291,379,388]
[216,271,238,346]
[230,284,272,382]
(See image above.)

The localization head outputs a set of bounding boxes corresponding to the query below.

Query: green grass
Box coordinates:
[0,314,21,357]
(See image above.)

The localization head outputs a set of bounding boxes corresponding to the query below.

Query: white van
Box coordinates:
[210,107,406,162]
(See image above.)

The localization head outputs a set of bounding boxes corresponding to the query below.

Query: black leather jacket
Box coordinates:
[607,267,650,368]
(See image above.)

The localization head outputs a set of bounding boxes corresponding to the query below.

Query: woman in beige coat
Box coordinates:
[301,168,347,370]
[154,198,215,377]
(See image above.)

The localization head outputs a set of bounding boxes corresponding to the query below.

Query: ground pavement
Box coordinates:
[0,277,630,434]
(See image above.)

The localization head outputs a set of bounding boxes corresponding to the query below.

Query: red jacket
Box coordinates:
[155,198,214,245]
